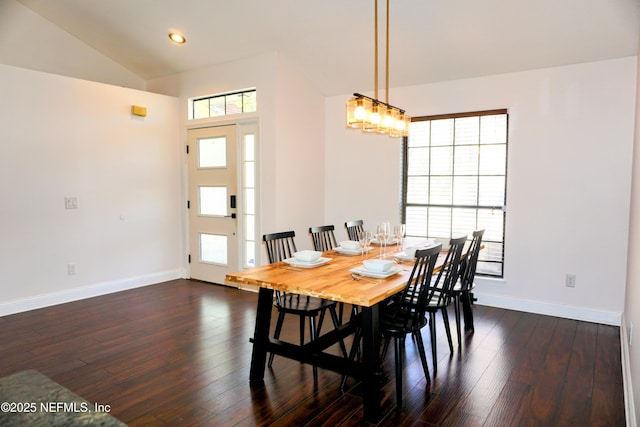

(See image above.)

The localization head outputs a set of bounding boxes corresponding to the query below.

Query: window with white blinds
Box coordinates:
[401,109,508,277]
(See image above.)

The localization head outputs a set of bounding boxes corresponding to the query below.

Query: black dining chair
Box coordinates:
[263,231,344,384]
[424,235,466,373]
[378,244,442,407]
[309,225,338,252]
[344,220,365,241]
[452,229,484,346]
[309,225,357,324]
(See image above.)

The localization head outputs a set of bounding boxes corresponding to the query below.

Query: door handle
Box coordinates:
[224,213,237,219]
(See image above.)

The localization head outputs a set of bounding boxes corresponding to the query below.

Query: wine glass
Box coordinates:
[394,224,406,253]
[377,222,390,258]
[358,230,371,259]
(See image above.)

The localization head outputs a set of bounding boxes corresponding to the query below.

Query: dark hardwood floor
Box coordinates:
[0,279,625,426]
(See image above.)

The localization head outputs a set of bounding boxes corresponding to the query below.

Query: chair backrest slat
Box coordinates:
[263,231,297,264]
[429,236,467,306]
[263,231,298,303]
[460,229,484,291]
[309,225,337,252]
[345,220,364,241]
[388,244,442,323]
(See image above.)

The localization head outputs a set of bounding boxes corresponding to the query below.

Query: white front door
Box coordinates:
[188,125,238,284]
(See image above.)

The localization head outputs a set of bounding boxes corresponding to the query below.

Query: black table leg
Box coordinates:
[250,287,274,386]
[360,304,382,422]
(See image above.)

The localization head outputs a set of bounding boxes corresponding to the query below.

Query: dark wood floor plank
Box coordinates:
[483,379,532,426]
[555,321,597,426]
[591,324,625,426]
[0,279,625,426]
[510,317,577,425]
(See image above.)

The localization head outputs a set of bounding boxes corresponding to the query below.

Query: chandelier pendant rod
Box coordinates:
[374,0,379,101]
[385,0,389,105]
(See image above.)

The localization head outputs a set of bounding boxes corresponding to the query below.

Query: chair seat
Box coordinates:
[452,281,476,293]
[426,300,449,309]
[380,309,427,336]
[423,289,451,310]
[274,295,336,316]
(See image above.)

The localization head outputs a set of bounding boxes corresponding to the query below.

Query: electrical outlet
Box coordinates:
[565,274,576,288]
[64,196,79,209]
[67,263,77,276]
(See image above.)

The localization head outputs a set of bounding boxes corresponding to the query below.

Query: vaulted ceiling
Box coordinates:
[15,0,640,95]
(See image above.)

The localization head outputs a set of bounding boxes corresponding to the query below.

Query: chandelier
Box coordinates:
[346,0,410,137]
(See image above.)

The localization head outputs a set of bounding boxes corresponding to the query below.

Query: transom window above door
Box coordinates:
[190,89,257,120]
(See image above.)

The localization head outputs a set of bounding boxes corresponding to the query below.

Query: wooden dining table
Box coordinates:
[226,242,442,422]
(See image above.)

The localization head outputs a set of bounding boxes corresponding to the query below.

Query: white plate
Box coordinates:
[394,252,415,262]
[399,242,441,259]
[283,256,331,268]
[350,265,402,279]
[334,246,373,256]
[371,237,399,245]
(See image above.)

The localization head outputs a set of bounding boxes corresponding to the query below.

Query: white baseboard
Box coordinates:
[475,292,621,326]
[621,313,637,427]
[0,270,183,317]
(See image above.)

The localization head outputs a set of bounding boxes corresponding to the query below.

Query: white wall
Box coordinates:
[326,57,637,325]
[0,0,146,90]
[624,51,640,426]
[148,52,325,265]
[272,55,326,243]
[0,64,182,315]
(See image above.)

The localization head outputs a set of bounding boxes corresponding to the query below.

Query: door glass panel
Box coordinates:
[244,165,255,187]
[245,241,255,268]
[200,186,227,216]
[201,233,228,264]
[245,214,255,241]
[198,137,227,168]
[245,188,255,214]
[244,135,255,160]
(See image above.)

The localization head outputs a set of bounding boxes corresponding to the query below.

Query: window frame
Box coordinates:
[190,89,257,120]
[400,109,508,278]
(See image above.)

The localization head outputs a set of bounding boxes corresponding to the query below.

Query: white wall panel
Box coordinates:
[0,64,181,314]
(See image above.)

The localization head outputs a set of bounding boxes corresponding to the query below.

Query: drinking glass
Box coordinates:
[394,224,406,253]
[358,230,371,259]
[377,222,390,258]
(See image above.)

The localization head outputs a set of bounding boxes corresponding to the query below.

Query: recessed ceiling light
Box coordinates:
[168,32,186,44]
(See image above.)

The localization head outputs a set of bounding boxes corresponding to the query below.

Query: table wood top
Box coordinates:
[226,245,443,307]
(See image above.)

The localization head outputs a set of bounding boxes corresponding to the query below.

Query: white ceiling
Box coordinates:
[16,0,640,96]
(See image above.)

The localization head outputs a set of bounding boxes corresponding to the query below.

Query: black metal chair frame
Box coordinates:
[344,220,364,241]
[309,225,338,252]
[378,244,442,407]
[424,235,467,373]
[452,229,484,347]
[309,225,358,325]
[263,230,346,383]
